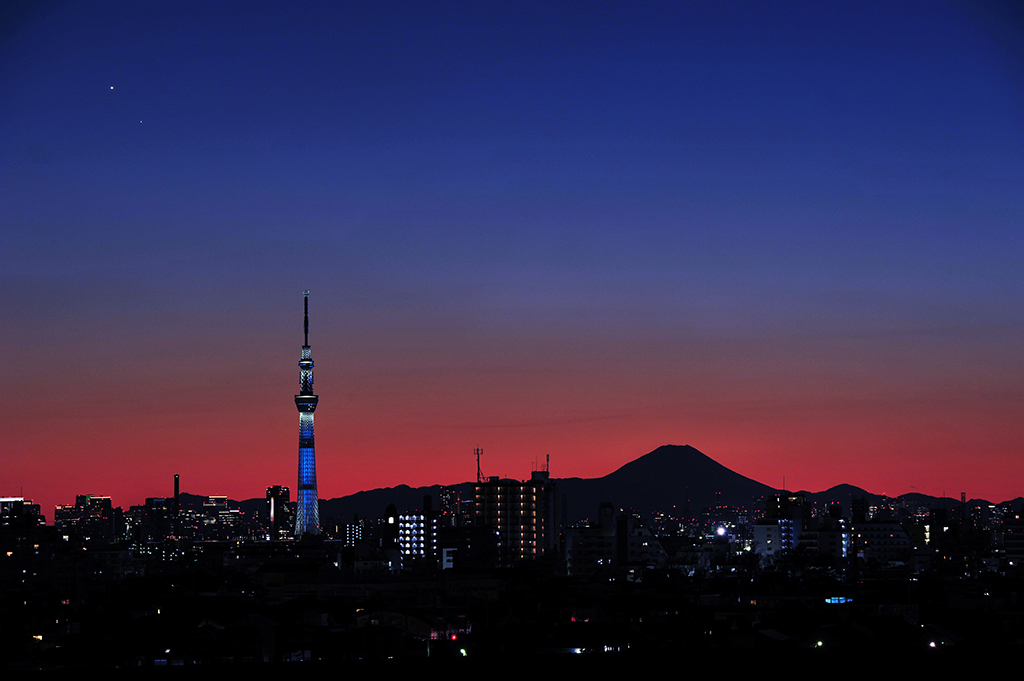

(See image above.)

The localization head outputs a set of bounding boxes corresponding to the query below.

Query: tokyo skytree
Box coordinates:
[294,290,320,536]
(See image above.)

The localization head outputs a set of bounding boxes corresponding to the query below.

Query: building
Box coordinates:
[398,513,430,560]
[266,485,293,540]
[125,497,174,543]
[397,496,441,565]
[199,496,245,540]
[474,470,557,566]
[54,494,120,543]
[294,290,321,536]
[564,502,669,576]
[341,517,363,546]
[439,486,461,527]
[0,497,44,527]
[753,492,809,559]
[853,522,912,565]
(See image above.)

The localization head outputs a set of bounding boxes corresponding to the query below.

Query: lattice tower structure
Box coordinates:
[294,290,321,536]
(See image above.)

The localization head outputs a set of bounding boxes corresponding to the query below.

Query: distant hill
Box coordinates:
[318,483,474,524]
[796,484,873,516]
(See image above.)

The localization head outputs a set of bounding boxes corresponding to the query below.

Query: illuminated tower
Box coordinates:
[294,290,320,536]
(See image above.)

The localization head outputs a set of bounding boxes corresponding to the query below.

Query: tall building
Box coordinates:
[266,485,293,540]
[474,470,557,566]
[294,290,321,536]
[399,496,440,564]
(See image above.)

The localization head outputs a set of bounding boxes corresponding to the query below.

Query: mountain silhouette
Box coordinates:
[557,444,775,521]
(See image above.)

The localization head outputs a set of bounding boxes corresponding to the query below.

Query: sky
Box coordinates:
[1,1,1022,518]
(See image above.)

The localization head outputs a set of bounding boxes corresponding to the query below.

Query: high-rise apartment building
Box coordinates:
[474,470,557,565]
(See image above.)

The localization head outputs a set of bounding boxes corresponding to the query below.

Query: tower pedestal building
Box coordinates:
[294,290,320,536]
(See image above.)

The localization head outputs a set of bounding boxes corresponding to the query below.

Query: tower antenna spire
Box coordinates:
[303,289,309,346]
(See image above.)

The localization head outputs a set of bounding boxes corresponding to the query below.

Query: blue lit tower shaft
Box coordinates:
[294,290,320,536]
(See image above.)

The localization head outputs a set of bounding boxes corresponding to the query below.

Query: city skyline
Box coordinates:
[18,443,1022,538]
[1,2,1022,518]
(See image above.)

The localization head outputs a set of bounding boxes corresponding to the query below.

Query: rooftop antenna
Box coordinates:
[546,453,550,474]
[475,447,483,484]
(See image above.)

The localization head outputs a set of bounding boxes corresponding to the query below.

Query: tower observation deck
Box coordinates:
[294,290,320,536]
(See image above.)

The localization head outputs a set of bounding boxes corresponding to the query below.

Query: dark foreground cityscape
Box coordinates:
[4,292,1024,671]
[5,447,1024,672]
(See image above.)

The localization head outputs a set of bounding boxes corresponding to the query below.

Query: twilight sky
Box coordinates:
[2,1,1022,518]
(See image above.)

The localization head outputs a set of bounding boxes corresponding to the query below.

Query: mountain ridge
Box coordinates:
[197,444,1013,522]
